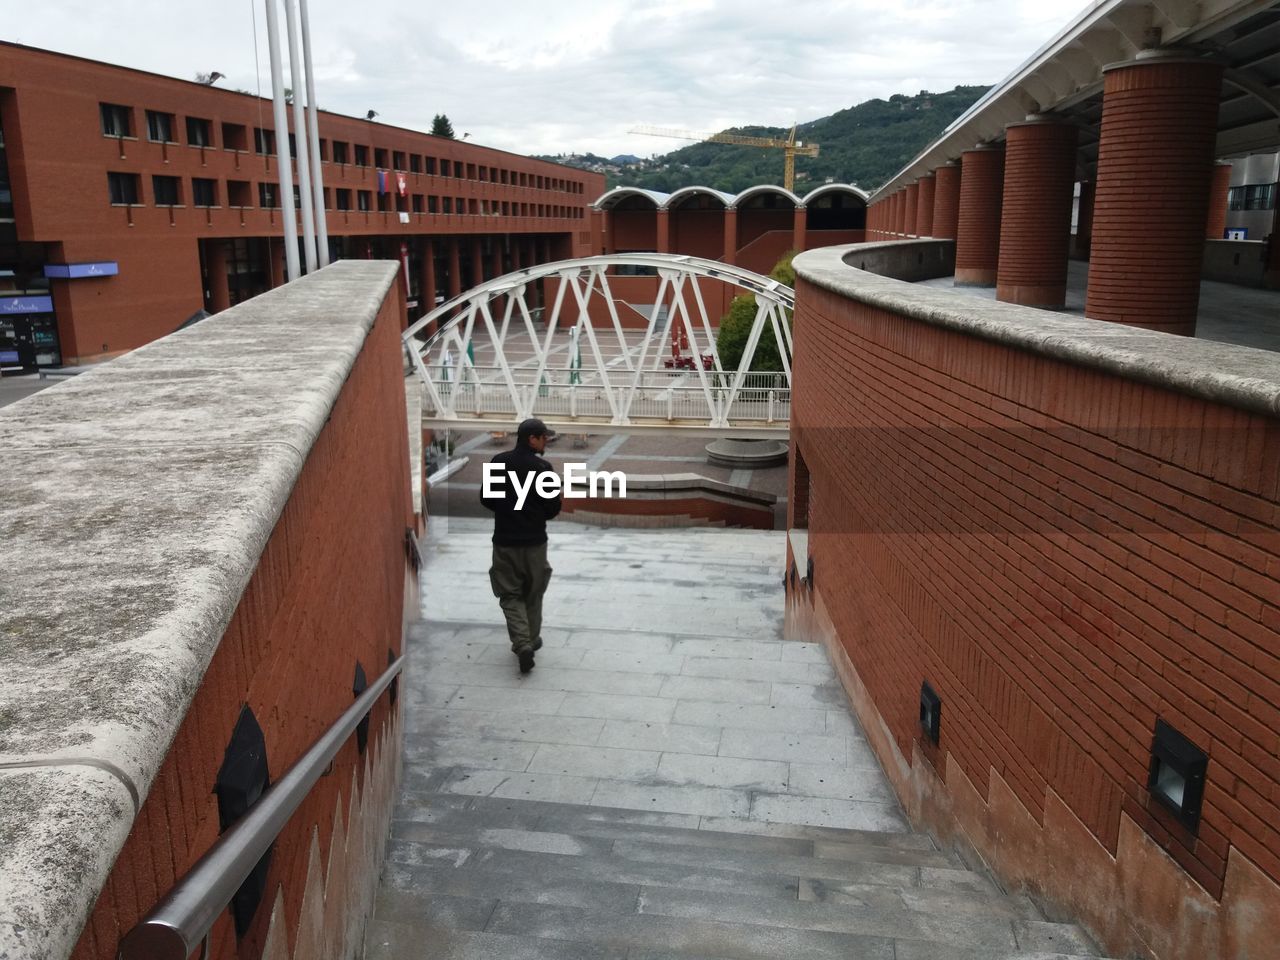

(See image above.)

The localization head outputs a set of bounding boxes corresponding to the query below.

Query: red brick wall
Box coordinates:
[792,277,1280,906]
[71,287,413,960]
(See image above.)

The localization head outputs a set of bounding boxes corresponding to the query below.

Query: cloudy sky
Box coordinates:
[7,0,1088,158]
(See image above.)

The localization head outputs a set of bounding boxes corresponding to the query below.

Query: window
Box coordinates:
[322,187,331,209]
[107,172,140,205]
[428,195,439,213]
[440,159,451,178]
[186,116,213,147]
[1231,183,1277,211]
[442,196,452,214]
[317,138,329,162]
[100,103,132,137]
[411,194,423,212]
[222,122,248,151]
[254,127,275,155]
[258,182,279,208]
[332,140,349,164]
[192,178,217,207]
[336,188,352,211]
[392,150,406,170]
[354,144,369,167]
[409,154,421,173]
[288,133,297,158]
[153,175,181,206]
[467,163,477,179]
[227,180,251,206]
[146,110,176,143]
[376,192,389,212]
[374,147,388,168]
[426,156,437,175]
[357,190,371,211]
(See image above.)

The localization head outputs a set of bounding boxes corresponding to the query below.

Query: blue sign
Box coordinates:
[0,296,53,315]
[43,261,119,280]
[0,350,19,364]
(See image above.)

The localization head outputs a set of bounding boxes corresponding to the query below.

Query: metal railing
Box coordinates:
[118,654,405,959]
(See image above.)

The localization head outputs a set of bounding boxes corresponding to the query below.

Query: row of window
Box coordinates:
[1227,182,1276,212]
[99,102,584,193]
[105,171,585,218]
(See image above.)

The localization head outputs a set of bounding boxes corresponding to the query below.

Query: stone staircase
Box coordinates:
[368,519,1111,960]
[364,790,1106,960]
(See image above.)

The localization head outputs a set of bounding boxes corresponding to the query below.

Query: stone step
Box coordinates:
[365,918,625,960]
[372,895,1104,960]
[391,799,958,868]
[399,791,945,853]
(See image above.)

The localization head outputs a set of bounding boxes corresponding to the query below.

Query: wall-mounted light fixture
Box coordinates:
[1147,719,1208,832]
[920,681,941,745]
[353,661,370,754]
[214,706,272,937]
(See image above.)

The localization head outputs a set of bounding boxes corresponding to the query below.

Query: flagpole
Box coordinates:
[263,0,300,282]
[298,0,329,265]
[283,0,317,274]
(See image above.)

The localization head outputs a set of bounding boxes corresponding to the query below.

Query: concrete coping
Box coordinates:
[602,472,777,507]
[794,242,1280,419]
[0,260,400,960]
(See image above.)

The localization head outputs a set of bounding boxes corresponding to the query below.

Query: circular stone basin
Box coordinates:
[705,438,789,469]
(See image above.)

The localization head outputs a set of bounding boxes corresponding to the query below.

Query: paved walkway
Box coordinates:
[919,259,1280,353]
[405,516,907,832]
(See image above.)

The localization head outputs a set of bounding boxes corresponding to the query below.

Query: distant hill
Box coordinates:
[539,86,989,195]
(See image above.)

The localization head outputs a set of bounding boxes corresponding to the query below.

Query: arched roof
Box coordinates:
[662,186,735,210]
[593,186,670,210]
[732,184,803,209]
[801,183,869,206]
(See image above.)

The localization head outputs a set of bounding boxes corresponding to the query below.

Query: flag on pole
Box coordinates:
[397,172,408,197]
[466,339,475,364]
[377,169,389,194]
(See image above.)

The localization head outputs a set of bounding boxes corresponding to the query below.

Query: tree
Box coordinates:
[715,252,794,373]
[431,114,455,139]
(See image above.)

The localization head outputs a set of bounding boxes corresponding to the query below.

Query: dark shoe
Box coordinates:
[532,638,543,652]
[517,647,536,674]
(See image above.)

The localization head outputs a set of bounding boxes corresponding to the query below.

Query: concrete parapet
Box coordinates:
[0,261,408,960]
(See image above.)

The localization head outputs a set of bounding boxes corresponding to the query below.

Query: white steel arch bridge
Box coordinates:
[403,254,793,437]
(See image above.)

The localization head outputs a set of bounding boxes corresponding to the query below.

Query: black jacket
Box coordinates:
[480,443,563,546]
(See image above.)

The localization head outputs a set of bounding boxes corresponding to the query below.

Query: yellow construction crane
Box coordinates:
[630,124,820,192]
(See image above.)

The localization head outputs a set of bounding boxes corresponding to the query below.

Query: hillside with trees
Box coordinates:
[542,86,988,194]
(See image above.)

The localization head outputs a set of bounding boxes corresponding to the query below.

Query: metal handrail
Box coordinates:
[118,654,406,959]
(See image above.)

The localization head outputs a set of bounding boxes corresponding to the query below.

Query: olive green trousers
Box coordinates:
[489,542,553,653]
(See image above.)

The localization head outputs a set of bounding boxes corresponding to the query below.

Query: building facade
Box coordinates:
[0,43,604,369]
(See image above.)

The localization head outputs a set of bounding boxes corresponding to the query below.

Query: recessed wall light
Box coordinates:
[1147,719,1208,832]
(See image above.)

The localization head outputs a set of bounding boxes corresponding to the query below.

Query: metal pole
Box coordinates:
[263,0,300,281]
[283,0,317,273]
[298,0,329,265]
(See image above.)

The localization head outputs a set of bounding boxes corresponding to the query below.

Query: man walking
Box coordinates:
[480,418,562,674]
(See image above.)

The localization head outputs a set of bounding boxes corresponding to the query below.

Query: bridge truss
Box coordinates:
[402,254,793,436]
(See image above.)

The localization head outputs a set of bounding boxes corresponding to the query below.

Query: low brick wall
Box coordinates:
[788,243,1280,959]
[0,261,415,960]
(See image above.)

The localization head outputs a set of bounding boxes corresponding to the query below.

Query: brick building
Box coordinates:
[0,43,603,369]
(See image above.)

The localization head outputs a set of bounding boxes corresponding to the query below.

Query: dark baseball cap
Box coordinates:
[517,417,549,440]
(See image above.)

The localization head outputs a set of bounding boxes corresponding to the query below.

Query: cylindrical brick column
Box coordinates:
[447,238,462,298]
[1074,180,1095,259]
[996,118,1078,308]
[1086,56,1223,335]
[470,239,485,286]
[793,205,807,250]
[723,208,738,264]
[955,146,1004,286]
[903,183,919,238]
[420,240,438,334]
[933,162,961,240]
[916,174,936,237]
[893,191,905,235]
[656,209,671,252]
[1205,161,1233,240]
